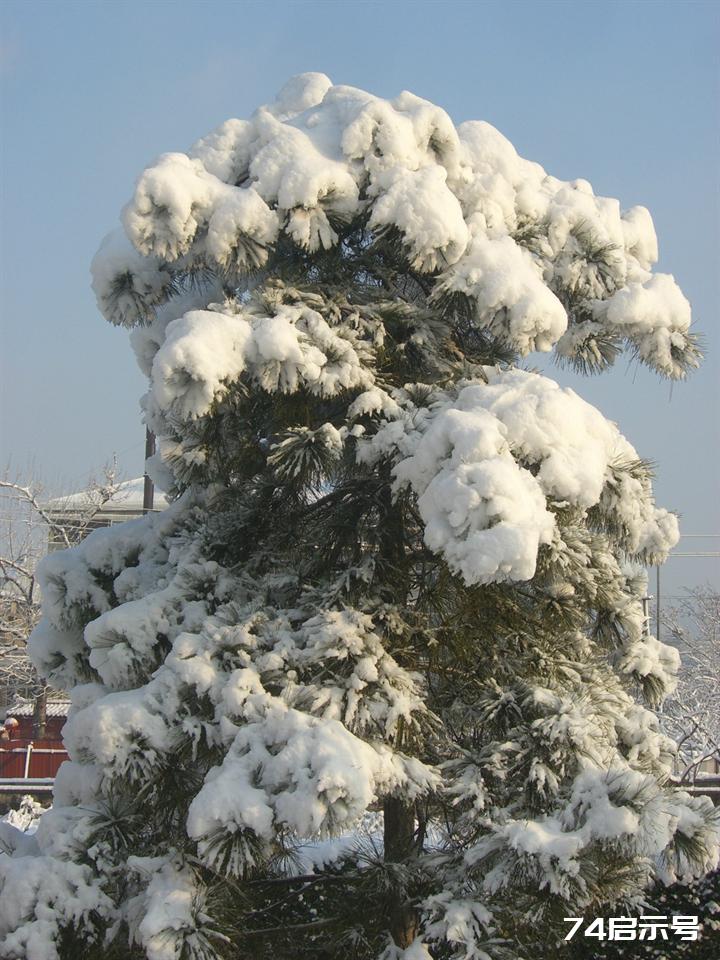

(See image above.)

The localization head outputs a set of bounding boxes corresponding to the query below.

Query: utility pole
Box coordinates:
[143,428,156,514]
[641,594,651,637]
[651,536,720,642]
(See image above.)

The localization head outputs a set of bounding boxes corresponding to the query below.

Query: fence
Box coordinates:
[0,742,68,793]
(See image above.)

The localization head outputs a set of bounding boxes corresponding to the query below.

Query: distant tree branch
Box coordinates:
[0,461,123,699]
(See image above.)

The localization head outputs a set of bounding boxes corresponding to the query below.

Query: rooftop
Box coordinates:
[6,699,71,719]
[45,478,168,514]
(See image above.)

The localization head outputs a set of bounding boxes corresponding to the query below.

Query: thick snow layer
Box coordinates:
[618,633,681,696]
[595,273,693,378]
[358,367,678,584]
[127,856,219,960]
[149,303,374,421]
[187,703,436,854]
[0,850,111,960]
[432,233,567,353]
[90,229,171,328]
[92,74,697,379]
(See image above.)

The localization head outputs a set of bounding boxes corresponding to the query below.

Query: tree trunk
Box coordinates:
[383,796,417,949]
[33,684,47,740]
[379,476,418,946]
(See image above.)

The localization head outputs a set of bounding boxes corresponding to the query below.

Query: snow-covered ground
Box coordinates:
[0,797,45,836]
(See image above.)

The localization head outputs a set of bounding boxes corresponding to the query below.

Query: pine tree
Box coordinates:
[1,74,717,960]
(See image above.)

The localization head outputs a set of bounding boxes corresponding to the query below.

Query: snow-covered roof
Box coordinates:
[6,699,71,719]
[46,478,168,514]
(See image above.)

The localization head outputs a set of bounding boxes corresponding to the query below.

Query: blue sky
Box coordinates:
[1,0,718,594]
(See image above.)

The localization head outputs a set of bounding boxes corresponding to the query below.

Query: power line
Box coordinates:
[661,595,717,600]
[671,553,720,558]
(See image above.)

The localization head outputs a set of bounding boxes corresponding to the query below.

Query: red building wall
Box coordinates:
[0,714,69,780]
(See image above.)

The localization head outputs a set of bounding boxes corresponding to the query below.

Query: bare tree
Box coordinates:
[0,462,121,727]
[657,586,720,782]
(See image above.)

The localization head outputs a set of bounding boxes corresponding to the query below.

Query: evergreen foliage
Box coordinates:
[0,74,717,960]
[568,868,720,959]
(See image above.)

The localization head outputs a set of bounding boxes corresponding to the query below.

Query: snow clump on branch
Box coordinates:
[92,72,698,378]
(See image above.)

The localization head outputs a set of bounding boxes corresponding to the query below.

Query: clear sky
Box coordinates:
[1,0,718,596]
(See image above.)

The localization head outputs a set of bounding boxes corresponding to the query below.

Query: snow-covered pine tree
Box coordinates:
[1,74,717,960]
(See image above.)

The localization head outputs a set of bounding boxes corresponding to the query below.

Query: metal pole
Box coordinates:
[655,565,660,641]
[143,428,156,514]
